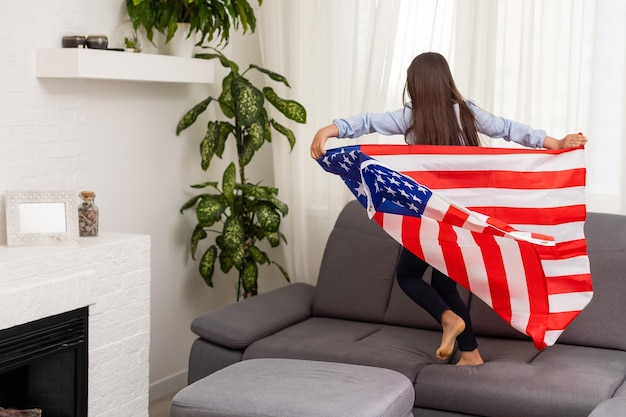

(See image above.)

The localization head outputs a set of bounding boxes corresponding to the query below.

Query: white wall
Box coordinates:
[1,0,287,400]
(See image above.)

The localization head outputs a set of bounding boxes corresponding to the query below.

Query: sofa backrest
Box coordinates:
[556,211,626,350]
[313,200,467,331]
[315,200,626,351]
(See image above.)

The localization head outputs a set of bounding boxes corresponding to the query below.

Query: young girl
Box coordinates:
[310,52,587,366]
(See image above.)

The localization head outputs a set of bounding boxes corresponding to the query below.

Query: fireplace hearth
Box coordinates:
[0,307,88,417]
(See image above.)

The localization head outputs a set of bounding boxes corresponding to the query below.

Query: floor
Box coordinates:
[149,391,177,417]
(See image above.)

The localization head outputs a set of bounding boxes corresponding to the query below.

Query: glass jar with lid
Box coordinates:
[78,191,99,237]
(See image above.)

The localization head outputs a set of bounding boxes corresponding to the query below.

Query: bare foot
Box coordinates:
[436,310,466,360]
[456,349,484,366]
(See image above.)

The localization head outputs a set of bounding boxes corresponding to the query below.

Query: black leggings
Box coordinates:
[396,247,478,352]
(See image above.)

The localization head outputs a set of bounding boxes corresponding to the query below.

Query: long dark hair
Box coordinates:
[403,52,480,146]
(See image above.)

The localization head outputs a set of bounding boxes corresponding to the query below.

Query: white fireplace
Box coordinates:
[0,233,150,416]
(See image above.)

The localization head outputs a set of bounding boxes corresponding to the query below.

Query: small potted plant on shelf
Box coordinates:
[125,0,261,49]
[124,33,142,52]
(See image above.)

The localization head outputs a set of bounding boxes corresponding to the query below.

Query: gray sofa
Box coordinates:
[188,200,626,417]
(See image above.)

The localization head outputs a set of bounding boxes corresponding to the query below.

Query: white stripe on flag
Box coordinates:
[548,291,594,313]
[373,151,585,173]
[461,244,492,306]
[419,218,448,276]
[511,222,585,243]
[544,330,565,346]
[382,213,403,244]
[438,187,586,210]
[542,256,591,278]
[498,238,532,333]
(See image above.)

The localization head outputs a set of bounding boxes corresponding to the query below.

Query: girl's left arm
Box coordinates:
[542,134,588,150]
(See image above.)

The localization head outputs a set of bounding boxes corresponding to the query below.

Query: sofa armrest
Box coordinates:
[191,282,316,349]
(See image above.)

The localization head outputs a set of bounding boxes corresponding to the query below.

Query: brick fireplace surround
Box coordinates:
[0,233,150,416]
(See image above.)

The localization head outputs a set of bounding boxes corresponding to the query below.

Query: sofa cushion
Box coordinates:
[243,316,445,381]
[414,343,626,417]
[588,396,626,417]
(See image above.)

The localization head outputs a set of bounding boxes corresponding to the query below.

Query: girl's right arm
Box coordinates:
[310,107,410,159]
[310,124,339,159]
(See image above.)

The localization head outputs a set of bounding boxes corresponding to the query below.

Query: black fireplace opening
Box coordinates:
[0,307,88,417]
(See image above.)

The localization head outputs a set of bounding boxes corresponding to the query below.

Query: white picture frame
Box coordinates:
[5,190,79,246]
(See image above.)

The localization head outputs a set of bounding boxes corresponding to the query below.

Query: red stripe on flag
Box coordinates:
[441,206,470,228]
[468,205,587,226]
[472,233,513,324]
[399,216,425,260]
[373,211,385,225]
[546,311,581,331]
[536,239,588,260]
[518,241,550,349]
[546,274,593,294]
[405,169,586,190]
[437,222,470,290]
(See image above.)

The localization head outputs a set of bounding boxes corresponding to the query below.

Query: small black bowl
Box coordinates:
[62,35,86,48]
[86,35,108,49]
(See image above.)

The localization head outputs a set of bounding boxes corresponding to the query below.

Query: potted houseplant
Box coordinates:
[124,33,142,52]
[125,0,261,49]
[177,47,306,300]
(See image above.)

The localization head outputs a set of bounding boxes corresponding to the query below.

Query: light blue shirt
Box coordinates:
[332,100,547,148]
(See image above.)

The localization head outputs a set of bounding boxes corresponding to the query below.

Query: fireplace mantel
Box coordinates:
[0,232,151,417]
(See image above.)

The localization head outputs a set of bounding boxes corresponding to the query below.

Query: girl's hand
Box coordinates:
[543,133,587,150]
[310,125,339,159]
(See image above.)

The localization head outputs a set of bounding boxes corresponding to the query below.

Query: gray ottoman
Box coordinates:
[170,358,414,417]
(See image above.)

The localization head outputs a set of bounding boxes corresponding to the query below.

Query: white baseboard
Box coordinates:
[149,368,188,402]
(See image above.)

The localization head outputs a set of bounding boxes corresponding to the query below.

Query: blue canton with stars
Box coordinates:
[318,146,432,218]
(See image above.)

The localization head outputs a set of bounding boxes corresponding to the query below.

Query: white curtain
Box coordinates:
[258,0,626,284]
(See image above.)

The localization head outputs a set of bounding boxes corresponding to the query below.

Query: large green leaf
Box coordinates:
[222,215,246,269]
[215,122,233,157]
[190,181,219,189]
[262,87,306,123]
[240,260,258,293]
[247,109,268,151]
[200,121,220,170]
[240,135,256,167]
[255,203,280,233]
[232,77,264,126]
[249,64,290,87]
[199,245,218,287]
[180,194,204,214]
[268,195,289,216]
[219,72,235,118]
[177,97,213,135]
[272,261,291,283]
[222,216,245,251]
[241,183,275,200]
[270,119,296,150]
[190,224,207,260]
[218,247,234,273]
[196,195,226,226]
[265,231,280,247]
[222,163,237,206]
[195,52,239,73]
[248,245,269,264]
[229,246,246,270]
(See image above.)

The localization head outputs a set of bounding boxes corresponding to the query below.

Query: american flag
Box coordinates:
[318,144,591,350]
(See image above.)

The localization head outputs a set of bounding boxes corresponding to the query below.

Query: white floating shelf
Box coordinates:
[36,48,215,84]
